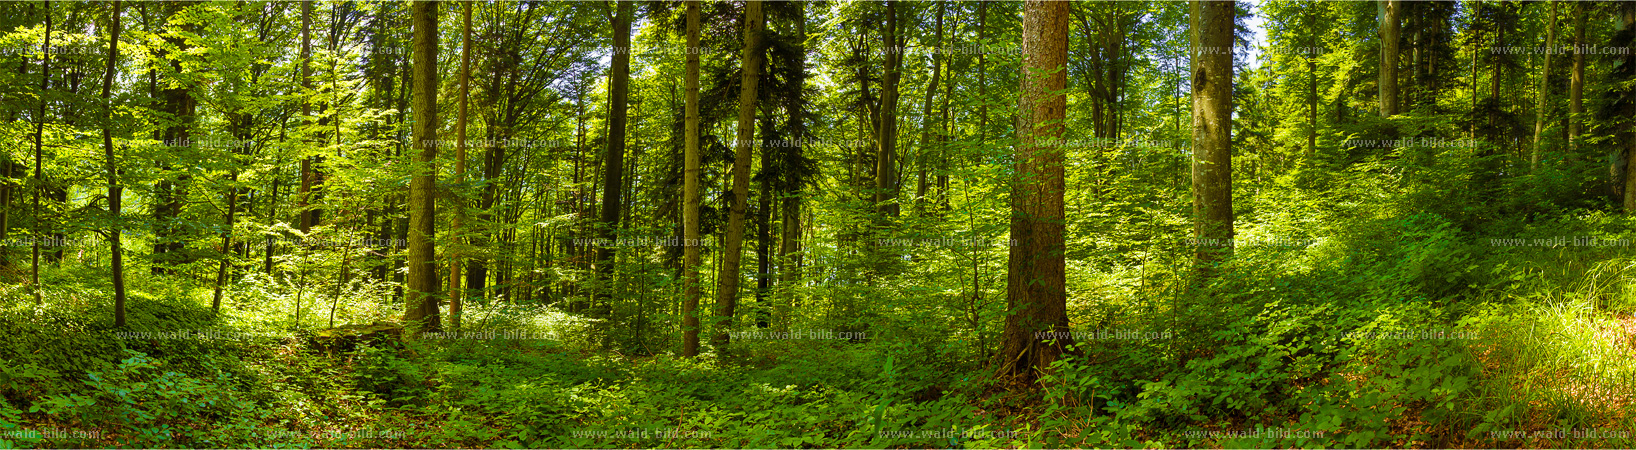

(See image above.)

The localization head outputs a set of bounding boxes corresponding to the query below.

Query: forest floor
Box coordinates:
[6,188,1636,448]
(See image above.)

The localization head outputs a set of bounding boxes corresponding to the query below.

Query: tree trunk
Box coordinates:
[448,0,473,331]
[777,2,808,327]
[712,0,764,351]
[681,0,703,358]
[104,0,125,326]
[996,0,1074,387]
[1532,1,1558,172]
[874,2,901,218]
[1192,0,1235,275]
[32,0,51,304]
[1568,2,1586,157]
[915,2,945,214]
[403,0,441,333]
[1379,0,1400,117]
[595,0,634,320]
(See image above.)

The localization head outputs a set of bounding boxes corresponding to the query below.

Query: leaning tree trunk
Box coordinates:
[996,0,1075,387]
[595,0,634,321]
[712,0,764,351]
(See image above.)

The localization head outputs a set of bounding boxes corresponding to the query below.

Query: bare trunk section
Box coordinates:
[403,0,441,333]
[712,0,764,351]
[996,0,1074,386]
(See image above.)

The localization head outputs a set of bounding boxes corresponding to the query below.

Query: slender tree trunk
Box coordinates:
[298,0,316,234]
[32,0,51,304]
[875,2,901,218]
[1568,2,1586,158]
[712,0,764,351]
[595,0,634,321]
[915,2,945,215]
[1532,1,1558,172]
[996,0,1074,386]
[104,0,126,326]
[403,0,441,332]
[448,0,473,331]
[681,0,703,357]
[776,2,807,327]
[1307,5,1319,161]
[1192,0,1235,275]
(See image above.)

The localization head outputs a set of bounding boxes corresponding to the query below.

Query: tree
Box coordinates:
[681,0,703,358]
[874,1,902,218]
[996,0,1074,386]
[448,0,474,331]
[595,0,635,319]
[1531,1,1559,172]
[713,0,765,351]
[1378,0,1400,117]
[403,0,441,333]
[31,0,51,304]
[1192,0,1234,274]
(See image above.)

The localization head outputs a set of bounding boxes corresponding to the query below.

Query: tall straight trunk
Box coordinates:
[996,0,1074,386]
[712,0,764,351]
[1619,5,1636,213]
[1307,4,1318,160]
[1568,2,1586,157]
[403,0,441,332]
[777,2,807,324]
[32,0,51,304]
[104,0,125,326]
[681,0,703,357]
[1532,1,1558,172]
[595,0,635,318]
[152,2,195,275]
[448,0,473,330]
[298,0,317,233]
[874,2,901,217]
[915,2,945,214]
[1192,0,1235,275]
[1379,0,1401,117]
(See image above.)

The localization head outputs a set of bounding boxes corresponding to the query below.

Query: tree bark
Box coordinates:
[681,0,703,357]
[104,0,125,326]
[1379,0,1401,117]
[448,0,473,331]
[1192,0,1235,275]
[874,2,901,218]
[595,0,634,319]
[712,0,764,351]
[1568,2,1586,157]
[1531,1,1558,172]
[32,0,51,304]
[403,0,441,333]
[996,0,1074,387]
[915,2,945,214]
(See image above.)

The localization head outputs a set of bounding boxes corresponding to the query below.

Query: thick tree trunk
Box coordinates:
[712,0,764,351]
[403,0,441,332]
[595,0,634,320]
[996,0,1074,387]
[1379,0,1400,117]
[682,0,703,357]
[1192,0,1235,275]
